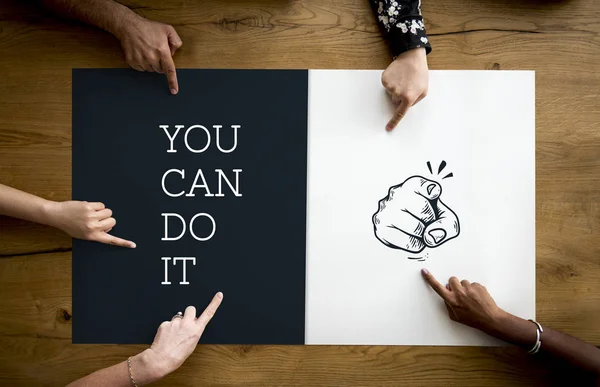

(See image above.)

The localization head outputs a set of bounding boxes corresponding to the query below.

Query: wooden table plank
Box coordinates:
[0,0,599,385]
[0,333,595,386]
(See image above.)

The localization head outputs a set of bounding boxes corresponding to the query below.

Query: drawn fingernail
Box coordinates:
[428,229,446,244]
[427,184,436,195]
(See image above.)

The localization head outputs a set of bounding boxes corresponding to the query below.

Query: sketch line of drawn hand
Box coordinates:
[372,175,460,254]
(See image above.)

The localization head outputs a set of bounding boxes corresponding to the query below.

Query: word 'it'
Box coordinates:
[161,124,240,154]
[161,257,195,285]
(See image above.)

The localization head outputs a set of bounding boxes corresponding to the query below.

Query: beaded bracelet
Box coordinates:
[127,357,139,387]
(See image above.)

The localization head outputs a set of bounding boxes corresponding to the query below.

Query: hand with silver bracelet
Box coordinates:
[421,269,600,379]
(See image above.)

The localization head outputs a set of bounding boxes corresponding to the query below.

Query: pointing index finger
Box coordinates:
[161,52,178,95]
[421,268,450,301]
[196,292,223,331]
[386,99,410,131]
[97,232,136,249]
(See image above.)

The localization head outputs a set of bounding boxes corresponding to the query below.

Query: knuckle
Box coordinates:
[160,46,171,56]
[381,73,389,87]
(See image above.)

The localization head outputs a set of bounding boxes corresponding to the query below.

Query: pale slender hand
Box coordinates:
[421,269,506,334]
[382,47,429,131]
[117,15,183,94]
[44,201,135,248]
[66,292,224,386]
[144,292,224,377]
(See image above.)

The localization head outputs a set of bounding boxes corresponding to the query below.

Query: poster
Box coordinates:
[73,69,535,345]
[305,70,535,345]
[72,69,308,344]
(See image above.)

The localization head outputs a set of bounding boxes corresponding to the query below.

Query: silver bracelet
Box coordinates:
[527,319,544,355]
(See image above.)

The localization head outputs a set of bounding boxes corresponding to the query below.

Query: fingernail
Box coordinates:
[130,242,137,248]
[170,88,177,95]
[425,183,441,198]
[216,292,223,299]
[421,268,429,276]
[428,229,446,244]
[386,125,393,131]
[427,184,436,195]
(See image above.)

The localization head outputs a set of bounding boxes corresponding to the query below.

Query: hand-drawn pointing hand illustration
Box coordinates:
[372,176,460,253]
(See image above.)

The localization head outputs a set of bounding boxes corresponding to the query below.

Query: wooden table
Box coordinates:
[1,0,598,385]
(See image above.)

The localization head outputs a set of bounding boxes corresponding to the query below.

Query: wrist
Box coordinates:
[486,312,537,347]
[108,6,140,41]
[484,310,513,337]
[39,200,61,228]
[394,47,426,62]
[130,349,170,385]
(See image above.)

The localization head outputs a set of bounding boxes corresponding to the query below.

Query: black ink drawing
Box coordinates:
[372,161,460,255]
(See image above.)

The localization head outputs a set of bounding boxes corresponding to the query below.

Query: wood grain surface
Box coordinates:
[0,0,599,385]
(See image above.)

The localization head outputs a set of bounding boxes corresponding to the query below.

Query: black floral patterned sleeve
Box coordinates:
[370,0,432,58]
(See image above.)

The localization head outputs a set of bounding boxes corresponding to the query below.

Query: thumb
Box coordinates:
[423,200,460,247]
[167,27,183,55]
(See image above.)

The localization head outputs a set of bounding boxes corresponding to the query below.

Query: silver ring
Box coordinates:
[172,311,183,320]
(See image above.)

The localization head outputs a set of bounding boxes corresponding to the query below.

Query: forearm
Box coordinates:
[41,0,137,39]
[369,0,431,57]
[0,183,55,226]
[67,349,165,387]
[489,313,600,375]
